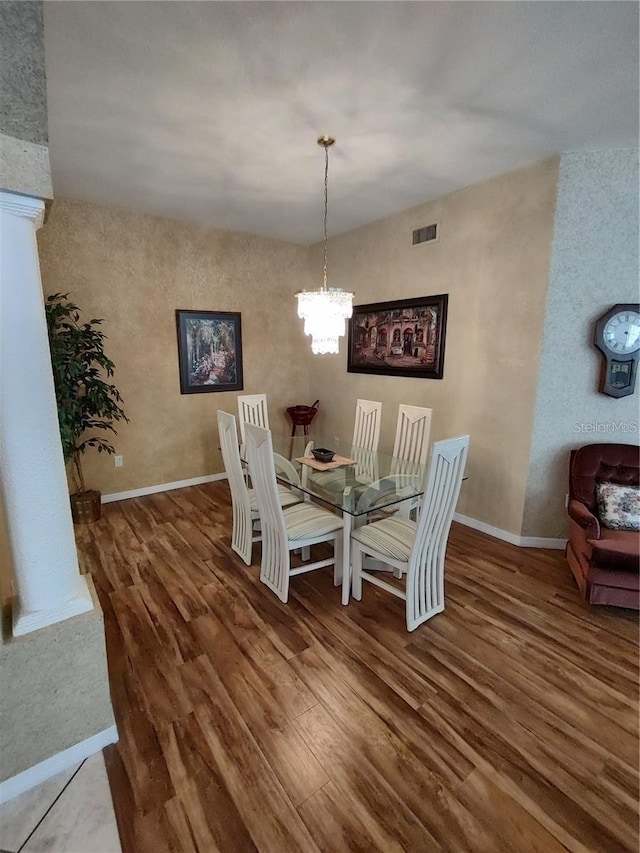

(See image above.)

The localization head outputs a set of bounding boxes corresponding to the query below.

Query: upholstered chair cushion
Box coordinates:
[596,482,640,531]
[588,531,640,572]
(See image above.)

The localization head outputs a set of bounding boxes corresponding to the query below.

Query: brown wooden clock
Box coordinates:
[594,303,640,397]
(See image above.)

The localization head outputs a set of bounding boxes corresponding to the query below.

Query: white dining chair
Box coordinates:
[352,399,382,452]
[351,435,469,631]
[310,399,383,494]
[353,405,432,524]
[245,422,344,603]
[237,393,269,483]
[217,411,302,566]
[387,404,434,518]
[237,393,269,449]
[392,405,432,468]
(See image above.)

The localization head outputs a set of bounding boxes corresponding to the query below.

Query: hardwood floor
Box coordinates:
[75,482,639,853]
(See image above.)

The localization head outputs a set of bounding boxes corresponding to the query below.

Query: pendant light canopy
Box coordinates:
[296,137,354,355]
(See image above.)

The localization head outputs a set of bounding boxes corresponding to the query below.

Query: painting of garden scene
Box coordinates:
[176,310,244,394]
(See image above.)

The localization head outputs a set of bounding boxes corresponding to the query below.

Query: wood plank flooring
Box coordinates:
[74,482,639,853]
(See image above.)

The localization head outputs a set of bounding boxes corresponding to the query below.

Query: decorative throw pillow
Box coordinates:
[596,482,640,532]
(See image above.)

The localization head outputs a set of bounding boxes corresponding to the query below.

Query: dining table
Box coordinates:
[242,432,427,605]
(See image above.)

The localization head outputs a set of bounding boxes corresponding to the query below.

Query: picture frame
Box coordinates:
[347,294,448,379]
[175,310,244,394]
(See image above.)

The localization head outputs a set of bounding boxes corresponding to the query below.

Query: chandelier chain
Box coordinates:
[295,135,353,355]
[323,143,329,291]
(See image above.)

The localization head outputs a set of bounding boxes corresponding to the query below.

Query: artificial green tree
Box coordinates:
[45,292,128,496]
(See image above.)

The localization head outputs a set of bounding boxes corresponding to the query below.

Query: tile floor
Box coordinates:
[0,752,121,853]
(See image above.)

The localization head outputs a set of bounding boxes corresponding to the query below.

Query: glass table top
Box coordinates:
[245,432,427,517]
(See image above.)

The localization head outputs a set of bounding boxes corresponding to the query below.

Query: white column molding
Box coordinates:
[0,189,93,636]
[0,190,46,228]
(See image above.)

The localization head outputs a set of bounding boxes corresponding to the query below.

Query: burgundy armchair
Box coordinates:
[566,443,639,609]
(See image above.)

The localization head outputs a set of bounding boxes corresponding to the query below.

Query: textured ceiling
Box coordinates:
[43,2,638,245]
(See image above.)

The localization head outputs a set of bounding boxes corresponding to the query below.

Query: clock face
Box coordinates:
[602,310,640,354]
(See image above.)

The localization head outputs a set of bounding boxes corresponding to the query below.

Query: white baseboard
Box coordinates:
[102,472,227,504]
[518,535,568,549]
[453,512,567,550]
[0,725,119,804]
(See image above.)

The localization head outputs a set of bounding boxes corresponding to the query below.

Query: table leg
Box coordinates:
[341,511,352,606]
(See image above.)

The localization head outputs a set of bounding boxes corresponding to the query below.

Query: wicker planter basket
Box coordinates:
[70,489,102,524]
[286,400,319,435]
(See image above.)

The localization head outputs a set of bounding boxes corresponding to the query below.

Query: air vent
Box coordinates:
[412,223,438,245]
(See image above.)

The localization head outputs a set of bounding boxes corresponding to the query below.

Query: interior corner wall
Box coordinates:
[307,157,559,538]
[522,149,640,539]
[36,199,314,496]
[0,497,15,605]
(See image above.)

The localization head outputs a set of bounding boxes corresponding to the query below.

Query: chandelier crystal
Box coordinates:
[296,137,354,355]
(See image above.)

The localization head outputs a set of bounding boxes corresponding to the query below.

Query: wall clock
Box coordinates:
[593,303,640,397]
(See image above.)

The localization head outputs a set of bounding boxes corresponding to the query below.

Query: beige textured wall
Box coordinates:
[309,158,559,537]
[37,199,313,496]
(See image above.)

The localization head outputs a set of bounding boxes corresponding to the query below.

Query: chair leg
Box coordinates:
[333,531,343,586]
[397,501,411,520]
[301,546,310,561]
[352,541,363,601]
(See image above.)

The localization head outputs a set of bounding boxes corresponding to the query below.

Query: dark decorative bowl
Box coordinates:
[312,448,335,463]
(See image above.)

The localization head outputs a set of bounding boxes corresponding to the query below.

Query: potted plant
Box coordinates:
[45,292,129,523]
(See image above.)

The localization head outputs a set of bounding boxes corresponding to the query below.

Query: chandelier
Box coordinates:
[296,136,354,355]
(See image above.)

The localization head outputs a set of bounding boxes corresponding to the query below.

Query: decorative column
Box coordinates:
[0,190,93,636]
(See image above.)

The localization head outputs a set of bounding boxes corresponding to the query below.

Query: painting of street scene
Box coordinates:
[176,310,244,394]
[347,294,448,379]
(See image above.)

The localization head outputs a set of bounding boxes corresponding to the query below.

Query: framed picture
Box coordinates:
[347,294,448,379]
[175,310,244,394]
